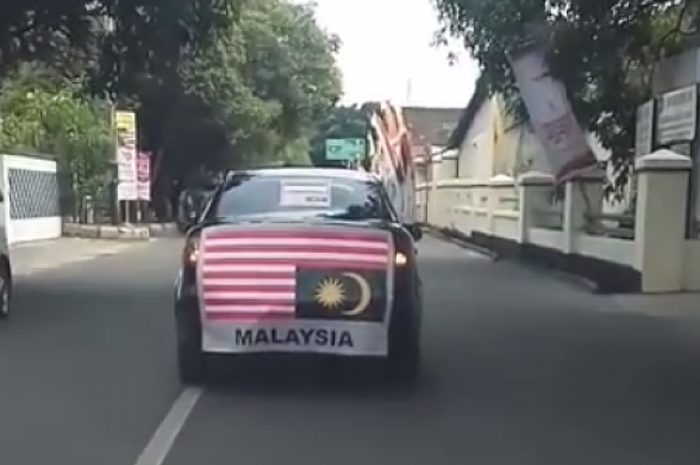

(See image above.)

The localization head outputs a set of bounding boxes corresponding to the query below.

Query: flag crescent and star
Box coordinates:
[312,270,377,317]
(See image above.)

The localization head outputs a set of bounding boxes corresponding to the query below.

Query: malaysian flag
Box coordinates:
[200,228,391,322]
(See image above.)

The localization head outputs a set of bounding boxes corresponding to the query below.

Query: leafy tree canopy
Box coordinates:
[435,0,695,188]
[0,0,342,194]
[0,0,237,94]
[161,0,342,176]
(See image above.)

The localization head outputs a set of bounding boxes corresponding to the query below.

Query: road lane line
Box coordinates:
[133,387,203,465]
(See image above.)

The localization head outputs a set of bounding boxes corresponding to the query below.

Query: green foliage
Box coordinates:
[0,63,114,215]
[0,0,238,95]
[135,0,342,179]
[309,105,368,166]
[0,0,341,221]
[434,0,695,190]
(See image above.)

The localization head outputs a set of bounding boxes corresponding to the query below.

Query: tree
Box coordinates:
[0,62,114,219]
[0,0,341,217]
[0,0,238,94]
[151,0,341,178]
[309,105,368,166]
[434,0,694,190]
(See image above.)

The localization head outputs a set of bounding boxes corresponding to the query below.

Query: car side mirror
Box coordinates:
[405,224,422,241]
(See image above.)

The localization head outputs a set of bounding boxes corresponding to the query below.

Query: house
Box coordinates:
[441,75,632,218]
[400,105,463,182]
[402,106,462,148]
[443,76,614,182]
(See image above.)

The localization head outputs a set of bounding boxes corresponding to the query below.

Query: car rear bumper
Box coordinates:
[174,293,416,359]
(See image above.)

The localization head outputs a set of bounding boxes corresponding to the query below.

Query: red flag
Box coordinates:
[200,229,390,322]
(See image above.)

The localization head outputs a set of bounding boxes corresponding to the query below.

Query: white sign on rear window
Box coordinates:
[279,180,331,207]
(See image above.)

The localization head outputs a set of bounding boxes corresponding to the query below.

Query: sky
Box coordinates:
[310,0,480,108]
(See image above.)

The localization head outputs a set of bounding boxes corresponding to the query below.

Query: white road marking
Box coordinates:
[133,387,203,465]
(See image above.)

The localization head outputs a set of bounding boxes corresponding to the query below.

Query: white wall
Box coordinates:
[457,99,494,180]
[1,154,61,245]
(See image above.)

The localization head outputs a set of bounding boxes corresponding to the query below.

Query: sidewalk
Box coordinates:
[10,238,148,276]
[591,293,700,341]
[607,294,700,319]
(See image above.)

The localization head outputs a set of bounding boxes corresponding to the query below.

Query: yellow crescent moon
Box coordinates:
[341,272,371,316]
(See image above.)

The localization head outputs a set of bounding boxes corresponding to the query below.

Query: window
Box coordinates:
[210,174,395,222]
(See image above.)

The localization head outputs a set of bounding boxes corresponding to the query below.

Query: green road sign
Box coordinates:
[324,138,366,161]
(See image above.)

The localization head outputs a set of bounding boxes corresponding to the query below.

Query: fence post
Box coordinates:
[487,174,513,235]
[562,169,605,254]
[517,171,554,243]
[634,149,692,292]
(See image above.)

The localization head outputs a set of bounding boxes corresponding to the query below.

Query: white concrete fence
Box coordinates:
[417,149,699,293]
[0,154,61,245]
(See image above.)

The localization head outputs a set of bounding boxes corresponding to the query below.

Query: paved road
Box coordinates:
[1,236,700,465]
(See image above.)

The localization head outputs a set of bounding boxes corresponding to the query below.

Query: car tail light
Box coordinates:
[394,252,408,266]
[392,232,414,268]
[182,238,200,267]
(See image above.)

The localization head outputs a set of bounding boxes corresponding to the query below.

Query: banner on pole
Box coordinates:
[115,110,138,200]
[507,42,597,182]
[136,151,151,201]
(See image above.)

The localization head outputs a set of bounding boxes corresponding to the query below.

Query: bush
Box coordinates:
[0,63,114,219]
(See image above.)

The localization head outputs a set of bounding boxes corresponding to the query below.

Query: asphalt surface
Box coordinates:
[1,236,700,465]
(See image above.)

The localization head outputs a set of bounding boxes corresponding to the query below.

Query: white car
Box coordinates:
[0,188,13,319]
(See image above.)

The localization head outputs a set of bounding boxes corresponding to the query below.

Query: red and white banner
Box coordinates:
[367,102,416,223]
[507,42,597,182]
[115,110,138,200]
[136,151,151,201]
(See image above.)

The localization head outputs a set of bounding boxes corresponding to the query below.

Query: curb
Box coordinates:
[147,223,181,238]
[63,223,150,241]
[422,224,499,260]
[422,223,600,293]
[511,261,600,293]
[62,222,181,240]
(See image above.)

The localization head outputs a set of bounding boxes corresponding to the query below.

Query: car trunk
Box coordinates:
[197,222,393,322]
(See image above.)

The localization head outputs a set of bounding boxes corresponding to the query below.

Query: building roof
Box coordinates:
[402,106,464,147]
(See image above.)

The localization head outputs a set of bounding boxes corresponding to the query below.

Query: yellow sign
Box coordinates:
[115,110,136,151]
[313,272,371,316]
[115,110,135,128]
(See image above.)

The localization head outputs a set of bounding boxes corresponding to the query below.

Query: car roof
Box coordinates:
[233,167,380,183]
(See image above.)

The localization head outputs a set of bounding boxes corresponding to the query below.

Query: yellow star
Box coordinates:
[314,277,345,309]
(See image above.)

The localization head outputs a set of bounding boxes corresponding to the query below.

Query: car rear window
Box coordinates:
[211,174,394,221]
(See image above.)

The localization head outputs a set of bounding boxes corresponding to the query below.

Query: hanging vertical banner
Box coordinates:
[507,42,597,182]
[136,151,151,201]
[367,102,416,224]
[115,110,138,200]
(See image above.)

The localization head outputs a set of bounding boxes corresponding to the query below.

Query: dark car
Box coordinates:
[174,167,423,385]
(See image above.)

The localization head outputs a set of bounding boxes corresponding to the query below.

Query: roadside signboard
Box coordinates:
[115,110,137,200]
[656,84,697,145]
[136,151,151,201]
[325,138,366,161]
